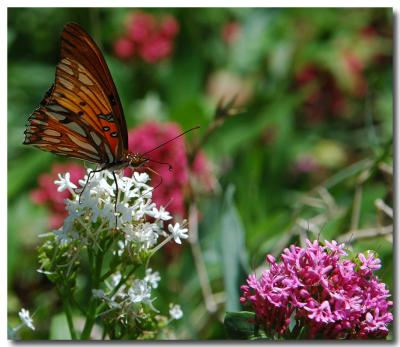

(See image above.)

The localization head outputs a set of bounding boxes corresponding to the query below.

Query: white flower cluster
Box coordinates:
[53,170,188,250]
[50,170,187,328]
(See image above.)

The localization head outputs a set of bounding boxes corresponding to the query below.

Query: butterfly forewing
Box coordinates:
[23,23,128,166]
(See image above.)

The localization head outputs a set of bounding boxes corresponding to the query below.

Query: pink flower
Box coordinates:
[295,64,346,122]
[160,15,179,39]
[114,11,179,64]
[359,252,382,273]
[240,239,393,339]
[113,37,135,59]
[139,34,172,63]
[127,11,156,43]
[305,300,335,324]
[325,240,347,256]
[125,121,215,219]
[293,154,319,174]
[222,21,241,45]
[31,163,85,229]
[125,122,189,218]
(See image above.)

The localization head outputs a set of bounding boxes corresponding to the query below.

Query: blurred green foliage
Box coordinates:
[8,8,393,339]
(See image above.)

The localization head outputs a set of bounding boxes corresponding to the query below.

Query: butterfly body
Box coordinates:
[101,152,148,171]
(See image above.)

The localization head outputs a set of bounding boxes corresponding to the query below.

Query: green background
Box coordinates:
[8,8,393,339]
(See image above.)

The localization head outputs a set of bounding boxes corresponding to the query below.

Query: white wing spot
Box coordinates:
[48,112,66,121]
[79,73,94,85]
[59,63,74,75]
[61,58,72,65]
[59,77,74,90]
[78,151,101,161]
[66,122,87,137]
[57,146,74,152]
[104,144,114,163]
[90,131,102,146]
[48,104,67,112]
[44,129,62,137]
[31,119,48,126]
[67,133,97,153]
[43,136,61,144]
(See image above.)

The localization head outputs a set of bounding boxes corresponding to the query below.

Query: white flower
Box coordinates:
[111,272,122,287]
[128,279,152,304]
[144,268,161,289]
[169,304,183,320]
[168,223,189,244]
[123,223,159,249]
[53,228,77,246]
[146,206,172,221]
[92,289,107,300]
[133,171,150,185]
[54,172,77,194]
[18,308,35,331]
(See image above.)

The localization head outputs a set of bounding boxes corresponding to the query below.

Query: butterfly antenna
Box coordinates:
[142,126,200,156]
[145,158,173,171]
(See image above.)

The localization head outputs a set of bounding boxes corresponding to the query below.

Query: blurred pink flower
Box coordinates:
[31,163,85,229]
[293,154,319,174]
[222,21,241,45]
[139,34,172,64]
[114,11,179,64]
[342,50,368,97]
[295,64,346,122]
[113,36,135,60]
[127,11,156,43]
[126,121,215,218]
[125,122,189,219]
[160,15,179,39]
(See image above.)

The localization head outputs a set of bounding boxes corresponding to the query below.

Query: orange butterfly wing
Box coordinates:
[24,23,128,165]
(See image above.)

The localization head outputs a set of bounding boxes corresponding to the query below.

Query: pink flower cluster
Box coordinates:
[126,121,188,219]
[114,11,179,63]
[240,240,393,339]
[126,121,214,220]
[31,163,85,229]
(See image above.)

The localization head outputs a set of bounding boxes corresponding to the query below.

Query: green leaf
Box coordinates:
[8,151,53,202]
[224,311,262,340]
[220,185,249,312]
[7,327,17,340]
[50,313,71,340]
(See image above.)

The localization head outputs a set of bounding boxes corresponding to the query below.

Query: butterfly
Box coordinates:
[23,23,198,220]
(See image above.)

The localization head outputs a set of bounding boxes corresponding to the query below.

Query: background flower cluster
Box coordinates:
[240,240,393,339]
[114,11,179,63]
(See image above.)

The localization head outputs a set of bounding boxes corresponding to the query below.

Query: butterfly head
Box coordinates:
[126,152,149,168]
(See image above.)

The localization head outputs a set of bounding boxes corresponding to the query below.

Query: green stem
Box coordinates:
[145,235,173,269]
[65,286,86,316]
[97,265,139,314]
[81,250,104,339]
[57,287,77,339]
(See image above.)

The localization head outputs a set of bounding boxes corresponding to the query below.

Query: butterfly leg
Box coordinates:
[112,170,119,228]
[79,167,103,204]
[143,166,163,192]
